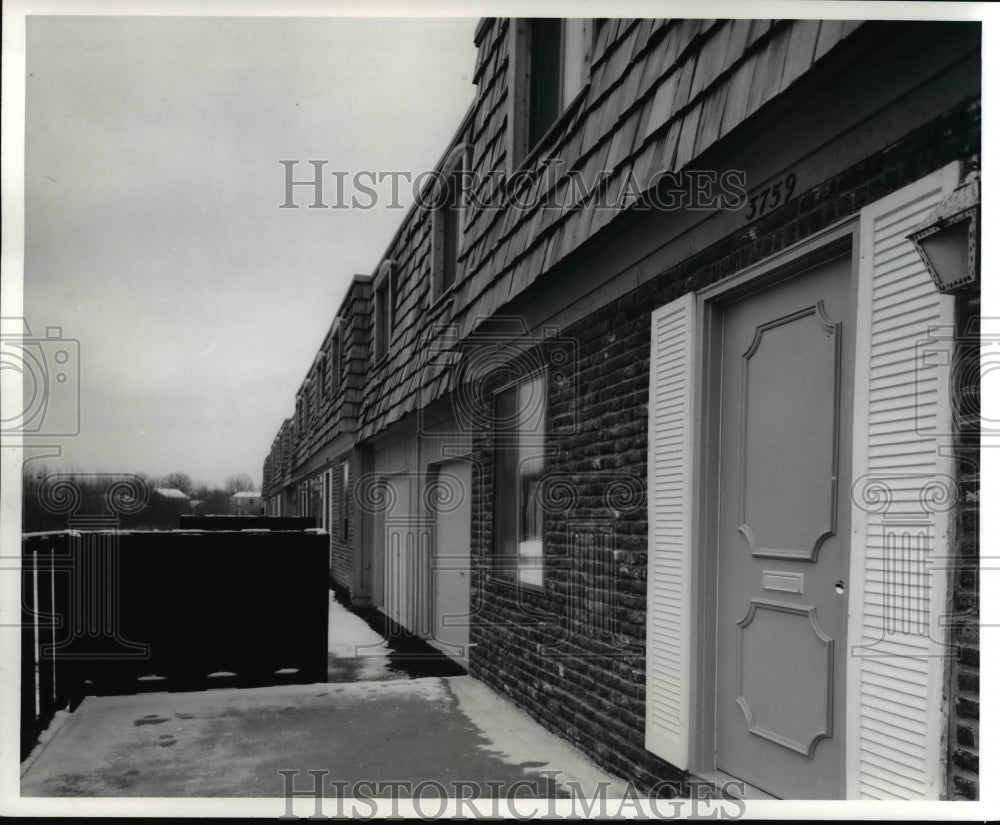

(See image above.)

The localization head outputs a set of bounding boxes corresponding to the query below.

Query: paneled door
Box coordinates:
[381,474,411,629]
[715,253,855,799]
[432,460,472,665]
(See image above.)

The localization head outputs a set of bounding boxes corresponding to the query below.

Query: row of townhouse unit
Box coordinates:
[263,17,982,801]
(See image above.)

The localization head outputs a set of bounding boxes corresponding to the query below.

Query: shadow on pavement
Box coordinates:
[330,583,467,680]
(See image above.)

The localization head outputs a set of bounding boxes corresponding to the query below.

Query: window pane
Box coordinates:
[517,374,546,456]
[493,374,547,585]
[341,460,350,541]
[331,336,340,391]
[323,471,329,531]
[528,18,562,147]
[518,374,545,585]
[442,168,462,292]
[494,386,519,578]
[518,473,544,587]
[518,554,544,588]
[375,283,388,358]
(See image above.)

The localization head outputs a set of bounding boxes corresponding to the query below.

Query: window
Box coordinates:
[527,18,562,147]
[310,477,321,522]
[330,331,341,394]
[317,356,327,401]
[374,281,389,360]
[296,396,304,433]
[493,373,546,587]
[432,147,468,301]
[303,382,312,424]
[339,460,350,541]
[510,18,591,166]
[340,326,349,381]
[373,261,395,362]
[322,469,332,532]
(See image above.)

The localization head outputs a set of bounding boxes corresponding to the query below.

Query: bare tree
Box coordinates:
[160,472,195,496]
[225,473,257,494]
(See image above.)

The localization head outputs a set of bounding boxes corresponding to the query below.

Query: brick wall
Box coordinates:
[947,289,980,800]
[469,323,670,789]
[469,99,980,795]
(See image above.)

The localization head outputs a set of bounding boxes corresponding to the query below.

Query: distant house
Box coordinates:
[149,487,192,528]
[229,491,262,515]
[152,487,191,507]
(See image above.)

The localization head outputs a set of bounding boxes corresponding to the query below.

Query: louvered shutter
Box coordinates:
[847,164,959,799]
[645,292,696,770]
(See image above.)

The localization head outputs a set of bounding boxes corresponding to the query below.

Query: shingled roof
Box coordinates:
[351,18,864,440]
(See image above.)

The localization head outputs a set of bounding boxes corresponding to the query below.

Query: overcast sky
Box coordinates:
[25,15,478,488]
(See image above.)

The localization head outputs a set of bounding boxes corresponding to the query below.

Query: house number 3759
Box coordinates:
[744,173,797,221]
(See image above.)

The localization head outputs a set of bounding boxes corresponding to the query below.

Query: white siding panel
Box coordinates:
[372,434,415,475]
[645,292,696,770]
[847,164,959,800]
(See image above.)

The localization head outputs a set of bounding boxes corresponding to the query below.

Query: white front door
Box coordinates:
[382,474,410,629]
[432,460,472,665]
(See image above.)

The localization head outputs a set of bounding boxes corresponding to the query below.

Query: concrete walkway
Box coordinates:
[20,677,627,798]
[325,590,463,683]
[21,594,627,798]
[326,590,407,683]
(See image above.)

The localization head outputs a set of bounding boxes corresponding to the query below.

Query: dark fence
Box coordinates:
[21,530,329,761]
[178,515,316,530]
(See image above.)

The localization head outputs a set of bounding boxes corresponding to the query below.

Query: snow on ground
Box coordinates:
[446,676,631,796]
[326,592,402,683]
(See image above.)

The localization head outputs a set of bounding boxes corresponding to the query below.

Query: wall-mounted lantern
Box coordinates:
[906,159,980,294]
